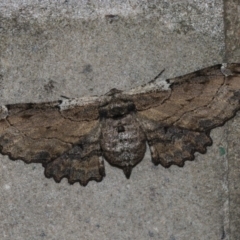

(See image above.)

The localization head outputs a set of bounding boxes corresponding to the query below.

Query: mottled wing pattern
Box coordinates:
[138,117,212,167]
[0,98,105,185]
[134,64,240,167]
[44,125,105,186]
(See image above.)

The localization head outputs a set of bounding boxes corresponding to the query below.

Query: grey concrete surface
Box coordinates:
[0,1,239,239]
[224,0,240,62]
[0,0,224,104]
[227,113,240,239]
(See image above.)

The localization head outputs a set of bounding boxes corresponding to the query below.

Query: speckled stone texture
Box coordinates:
[0,1,239,239]
[224,0,240,62]
[227,113,240,240]
[0,0,224,104]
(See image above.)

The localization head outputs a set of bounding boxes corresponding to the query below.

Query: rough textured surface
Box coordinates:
[0,0,224,104]
[227,113,240,239]
[224,0,240,62]
[0,1,239,239]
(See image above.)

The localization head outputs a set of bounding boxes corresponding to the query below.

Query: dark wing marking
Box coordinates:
[44,125,105,186]
[0,98,105,185]
[138,117,212,167]
[134,64,240,166]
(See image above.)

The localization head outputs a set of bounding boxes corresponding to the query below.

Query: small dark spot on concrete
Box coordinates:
[82,64,93,74]
[39,231,46,238]
[177,21,195,34]
[148,230,154,237]
[85,218,90,223]
[105,14,119,23]
[95,224,100,228]
[170,235,176,240]
[149,187,159,201]
[165,177,170,182]
[44,80,55,93]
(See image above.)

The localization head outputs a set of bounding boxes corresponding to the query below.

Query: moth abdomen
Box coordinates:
[100,113,146,177]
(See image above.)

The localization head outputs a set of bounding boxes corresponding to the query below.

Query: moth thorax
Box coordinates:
[99,99,135,118]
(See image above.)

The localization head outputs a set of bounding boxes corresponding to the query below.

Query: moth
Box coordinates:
[0,63,240,186]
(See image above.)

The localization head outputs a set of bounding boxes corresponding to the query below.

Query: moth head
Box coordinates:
[99,99,135,118]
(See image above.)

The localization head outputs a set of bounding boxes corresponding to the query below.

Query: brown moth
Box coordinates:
[0,63,240,186]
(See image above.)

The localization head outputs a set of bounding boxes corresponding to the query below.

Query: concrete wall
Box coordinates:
[0,1,239,239]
